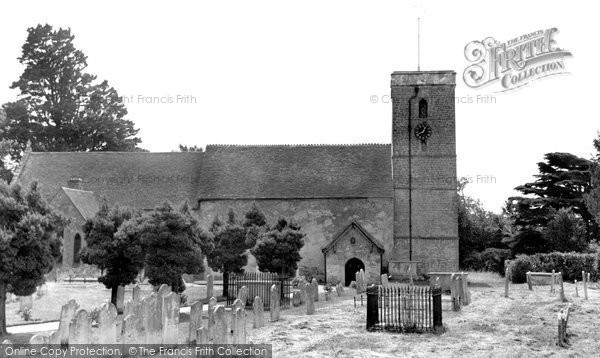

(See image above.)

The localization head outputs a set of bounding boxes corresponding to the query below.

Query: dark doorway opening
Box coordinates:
[73,233,82,265]
[345,257,365,286]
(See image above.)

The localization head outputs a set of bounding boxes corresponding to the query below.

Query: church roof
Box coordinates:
[321,220,385,254]
[12,144,392,209]
[199,144,392,199]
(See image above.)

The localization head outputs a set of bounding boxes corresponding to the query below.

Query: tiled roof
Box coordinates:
[13,151,203,209]
[198,144,392,199]
[322,220,385,254]
[13,144,393,208]
[60,188,99,220]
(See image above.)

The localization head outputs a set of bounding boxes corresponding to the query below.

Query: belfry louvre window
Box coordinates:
[418,98,428,118]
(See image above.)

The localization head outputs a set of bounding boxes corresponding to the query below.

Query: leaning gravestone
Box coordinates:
[161,292,180,344]
[306,284,315,315]
[311,278,319,302]
[97,302,118,344]
[49,331,59,345]
[206,274,214,299]
[188,301,203,344]
[69,309,91,344]
[253,296,264,328]
[142,293,161,344]
[58,299,79,344]
[270,284,280,322]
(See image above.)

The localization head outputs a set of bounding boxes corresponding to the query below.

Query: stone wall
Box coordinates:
[324,225,382,284]
[196,198,393,278]
[49,190,86,266]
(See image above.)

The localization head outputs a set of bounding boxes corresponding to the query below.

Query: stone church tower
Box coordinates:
[390,71,459,275]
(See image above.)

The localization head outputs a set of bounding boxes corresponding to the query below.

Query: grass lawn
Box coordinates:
[4,281,222,326]
[2,272,599,357]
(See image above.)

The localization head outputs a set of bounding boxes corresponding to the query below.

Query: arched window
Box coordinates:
[73,233,82,265]
[418,98,428,118]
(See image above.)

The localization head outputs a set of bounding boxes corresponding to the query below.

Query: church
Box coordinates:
[12,70,459,285]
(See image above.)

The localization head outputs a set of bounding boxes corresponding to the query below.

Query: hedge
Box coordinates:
[507,252,600,283]
[463,248,511,275]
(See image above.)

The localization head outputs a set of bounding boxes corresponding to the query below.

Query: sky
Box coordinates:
[0,0,597,213]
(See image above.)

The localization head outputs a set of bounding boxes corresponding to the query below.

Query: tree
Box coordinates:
[0,110,15,183]
[542,208,587,252]
[206,210,253,297]
[584,132,600,226]
[457,178,510,268]
[80,205,144,307]
[179,144,202,152]
[0,24,143,178]
[251,218,305,276]
[506,152,597,253]
[135,202,211,294]
[0,180,66,335]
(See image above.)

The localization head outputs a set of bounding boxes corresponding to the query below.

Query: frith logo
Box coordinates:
[463,28,572,92]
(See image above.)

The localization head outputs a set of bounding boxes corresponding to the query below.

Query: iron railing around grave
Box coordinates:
[366,285,442,333]
[226,272,291,311]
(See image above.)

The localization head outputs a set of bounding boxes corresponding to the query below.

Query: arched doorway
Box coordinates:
[345,257,365,286]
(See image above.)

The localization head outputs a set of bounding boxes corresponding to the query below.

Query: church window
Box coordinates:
[418,98,428,118]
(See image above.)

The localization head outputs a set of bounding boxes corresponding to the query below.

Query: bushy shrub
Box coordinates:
[508,252,599,283]
[463,248,511,275]
[298,266,325,284]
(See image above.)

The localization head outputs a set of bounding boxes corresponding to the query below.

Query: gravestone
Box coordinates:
[69,309,91,344]
[381,274,389,287]
[213,306,228,344]
[141,293,161,344]
[325,291,331,301]
[292,291,301,307]
[298,281,307,304]
[270,284,280,322]
[233,299,244,312]
[132,284,141,303]
[311,278,319,302]
[208,297,217,341]
[336,284,343,297]
[207,274,214,299]
[253,296,264,328]
[49,331,59,345]
[233,307,246,344]
[355,272,361,294]
[188,301,203,344]
[58,299,79,344]
[306,283,315,315]
[122,314,138,344]
[97,302,118,344]
[29,334,48,344]
[18,295,33,312]
[116,285,125,314]
[161,292,180,344]
[238,286,248,307]
[196,326,209,344]
[158,284,171,297]
[123,300,139,319]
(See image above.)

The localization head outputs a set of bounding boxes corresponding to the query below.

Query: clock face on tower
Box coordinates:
[414,122,432,143]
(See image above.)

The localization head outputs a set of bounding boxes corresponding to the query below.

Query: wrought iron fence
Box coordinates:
[226,272,292,310]
[366,285,442,332]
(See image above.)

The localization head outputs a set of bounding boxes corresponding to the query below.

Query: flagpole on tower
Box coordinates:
[417,17,421,71]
